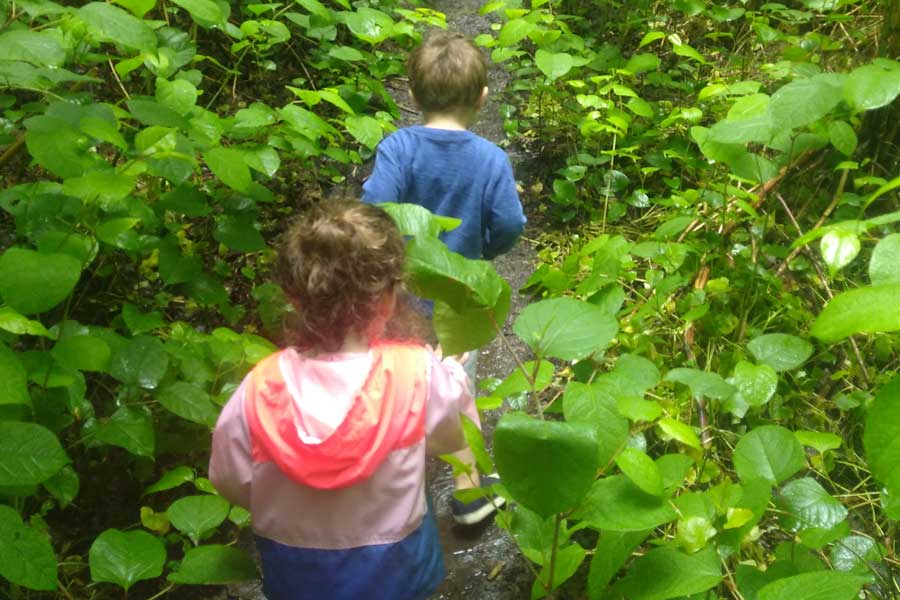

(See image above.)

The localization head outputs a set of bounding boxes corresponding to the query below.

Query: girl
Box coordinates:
[209,200,479,600]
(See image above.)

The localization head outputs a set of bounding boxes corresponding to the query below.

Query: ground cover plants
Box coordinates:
[0,0,898,598]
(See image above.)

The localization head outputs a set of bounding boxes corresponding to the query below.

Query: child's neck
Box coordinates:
[338,329,370,353]
[423,112,471,131]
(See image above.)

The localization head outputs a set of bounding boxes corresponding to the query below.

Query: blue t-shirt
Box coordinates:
[362,126,526,260]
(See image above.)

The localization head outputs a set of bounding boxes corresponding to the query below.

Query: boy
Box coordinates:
[363,31,526,526]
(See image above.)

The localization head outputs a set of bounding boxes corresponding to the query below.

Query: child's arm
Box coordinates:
[483,156,526,259]
[209,383,253,509]
[424,350,479,456]
[362,135,404,204]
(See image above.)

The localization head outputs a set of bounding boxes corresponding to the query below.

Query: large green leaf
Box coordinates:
[588,530,650,598]
[863,375,900,496]
[109,335,169,389]
[50,335,111,373]
[0,505,57,591]
[843,61,900,111]
[0,307,53,338]
[514,298,618,361]
[204,147,251,192]
[0,31,65,67]
[78,2,157,52]
[776,478,847,532]
[381,202,460,239]
[664,368,735,399]
[615,448,663,496]
[433,284,510,355]
[757,571,867,600]
[725,361,778,417]
[169,0,225,25]
[214,215,266,252]
[531,543,586,599]
[157,382,218,426]
[144,466,195,496]
[343,7,395,44]
[167,494,230,545]
[810,283,900,342]
[0,421,68,486]
[88,529,165,591]
[0,345,29,406]
[747,334,814,372]
[168,544,258,584]
[562,381,629,468]
[93,406,155,458]
[869,234,900,285]
[344,115,383,150]
[535,49,574,82]
[0,248,82,315]
[830,535,881,573]
[498,18,535,46]
[610,546,722,600]
[494,413,598,518]
[768,74,844,130]
[733,425,805,484]
[575,475,677,531]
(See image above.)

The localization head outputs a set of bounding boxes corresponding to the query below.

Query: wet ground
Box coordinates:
[218,0,539,597]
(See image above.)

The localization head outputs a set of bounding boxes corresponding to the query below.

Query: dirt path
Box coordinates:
[220,2,538,597]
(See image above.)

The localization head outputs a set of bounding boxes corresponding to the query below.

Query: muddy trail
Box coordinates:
[217,0,540,597]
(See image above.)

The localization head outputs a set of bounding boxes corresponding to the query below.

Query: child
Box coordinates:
[362,31,526,525]
[209,201,480,600]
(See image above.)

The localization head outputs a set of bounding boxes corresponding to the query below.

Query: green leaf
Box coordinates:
[747,334,814,372]
[777,477,847,532]
[757,571,867,600]
[0,31,65,67]
[167,494,230,545]
[169,0,224,25]
[768,74,844,130]
[513,298,618,361]
[828,120,857,156]
[168,544,258,584]
[810,283,900,342]
[121,303,165,335]
[869,233,900,285]
[575,475,677,531]
[78,2,157,52]
[89,528,165,591]
[0,344,30,406]
[157,382,218,426]
[863,375,900,496]
[795,431,841,454]
[733,425,805,484]
[0,307,52,338]
[343,7,395,44]
[677,516,717,554]
[588,530,650,596]
[563,381,629,467]
[725,361,778,417]
[820,230,860,275]
[344,115,383,150]
[214,215,266,253]
[624,53,660,74]
[844,62,900,111]
[204,147,251,192]
[43,465,79,508]
[109,335,169,389]
[656,417,702,450]
[156,78,198,115]
[498,18,535,46]
[615,447,663,496]
[494,413,598,518]
[328,45,364,61]
[144,466,195,495]
[406,237,505,312]
[0,248,82,315]
[535,50,574,82]
[51,335,111,372]
[0,421,68,486]
[531,543,585,599]
[626,96,654,118]
[433,285,510,356]
[94,406,155,458]
[610,546,722,600]
[830,535,881,573]
[664,368,735,400]
[0,505,57,591]
[381,202,460,238]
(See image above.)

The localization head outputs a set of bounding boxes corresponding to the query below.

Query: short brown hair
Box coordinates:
[407,31,487,114]
[276,200,406,352]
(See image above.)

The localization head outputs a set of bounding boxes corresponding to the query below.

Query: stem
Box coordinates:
[546,513,563,598]
[488,311,533,386]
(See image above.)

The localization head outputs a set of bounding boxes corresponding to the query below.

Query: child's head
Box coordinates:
[277,200,406,352]
[407,31,488,121]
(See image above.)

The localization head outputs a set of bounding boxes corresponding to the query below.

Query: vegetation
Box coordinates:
[0,0,898,599]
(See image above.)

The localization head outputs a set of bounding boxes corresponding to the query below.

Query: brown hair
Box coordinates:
[407,31,488,115]
[276,200,407,352]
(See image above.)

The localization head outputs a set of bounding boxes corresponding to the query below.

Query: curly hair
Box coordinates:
[276,200,408,352]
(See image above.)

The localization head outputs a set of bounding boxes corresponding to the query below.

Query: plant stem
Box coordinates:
[546,513,563,598]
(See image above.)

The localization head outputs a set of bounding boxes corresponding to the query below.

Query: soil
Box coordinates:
[214,0,542,597]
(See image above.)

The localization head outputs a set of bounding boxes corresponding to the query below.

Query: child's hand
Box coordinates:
[450,352,470,366]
